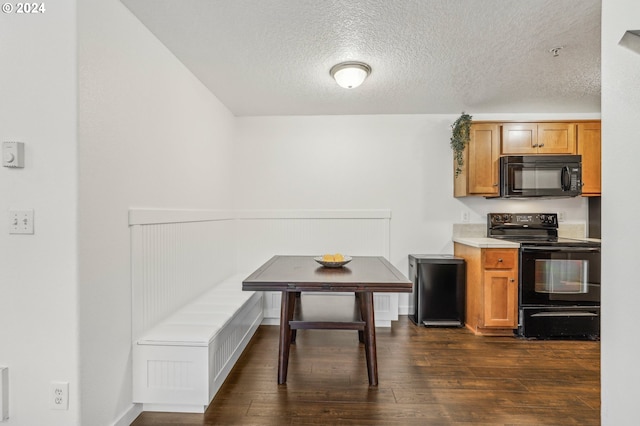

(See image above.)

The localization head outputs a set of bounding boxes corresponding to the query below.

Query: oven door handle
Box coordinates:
[531,311,598,318]
[521,246,600,252]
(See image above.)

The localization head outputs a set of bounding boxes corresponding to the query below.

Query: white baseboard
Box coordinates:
[142,403,206,413]
[111,403,143,426]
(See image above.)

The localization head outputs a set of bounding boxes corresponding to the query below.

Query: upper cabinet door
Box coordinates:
[502,122,576,155]
[537,123,576,154]
[501,123,538,154]
[577,122,601,196]
[468,123,500,195]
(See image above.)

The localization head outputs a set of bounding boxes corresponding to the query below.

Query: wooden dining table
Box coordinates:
[242,255,412,385]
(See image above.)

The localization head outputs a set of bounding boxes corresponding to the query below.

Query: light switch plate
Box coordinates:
[2,142,25,168]
[9,210,34,234]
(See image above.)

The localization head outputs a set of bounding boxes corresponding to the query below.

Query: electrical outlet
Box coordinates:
[50,381,68,410]
[558,211,566,222]
[9,210,34,234]
[461,211,470,222]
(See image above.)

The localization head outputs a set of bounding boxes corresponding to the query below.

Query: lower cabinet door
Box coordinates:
[483,271,518,327]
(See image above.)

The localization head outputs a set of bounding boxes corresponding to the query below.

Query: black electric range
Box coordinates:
[488,213,601,340]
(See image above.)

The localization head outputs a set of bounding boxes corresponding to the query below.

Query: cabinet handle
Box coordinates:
[498,258,503,262]
[532,143,538,148]
[493,183,498,186]
[539,143,544,147]
[510,278,515,282]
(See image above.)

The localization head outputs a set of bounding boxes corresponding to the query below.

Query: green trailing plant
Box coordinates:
[450,112,473,177]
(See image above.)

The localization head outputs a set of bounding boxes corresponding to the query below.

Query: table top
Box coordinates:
[242,255,412,293]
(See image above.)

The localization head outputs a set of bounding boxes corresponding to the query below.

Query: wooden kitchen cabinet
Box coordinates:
[453,120,600,198]
[453,123,500,197]
[502,122,576,155]
[577,122,601,196]
[454,243,518,336]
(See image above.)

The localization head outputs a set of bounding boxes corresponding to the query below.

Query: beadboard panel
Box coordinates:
[131,215,236,340]
[130,209,397,337]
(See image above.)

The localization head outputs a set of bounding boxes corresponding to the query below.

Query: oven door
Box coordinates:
[520,246,600,306]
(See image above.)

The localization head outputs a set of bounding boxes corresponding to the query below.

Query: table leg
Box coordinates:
[355,293,364,343]
[291,292,301,343]
[277,291,297,384]
[360,292,378,386]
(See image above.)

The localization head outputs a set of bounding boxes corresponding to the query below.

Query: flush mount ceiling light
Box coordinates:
[330,61,371,89]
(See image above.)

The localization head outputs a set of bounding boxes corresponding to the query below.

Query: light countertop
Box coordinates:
[452,237,520,249]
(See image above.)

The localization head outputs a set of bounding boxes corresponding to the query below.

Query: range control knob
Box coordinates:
[503,214,510,222]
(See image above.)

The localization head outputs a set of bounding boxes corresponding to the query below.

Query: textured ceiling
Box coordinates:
[120,0,601,116]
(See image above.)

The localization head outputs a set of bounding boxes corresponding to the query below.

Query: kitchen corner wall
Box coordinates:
[233,114,593,312]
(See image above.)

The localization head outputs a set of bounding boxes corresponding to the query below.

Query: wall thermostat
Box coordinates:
[2,141,25,168]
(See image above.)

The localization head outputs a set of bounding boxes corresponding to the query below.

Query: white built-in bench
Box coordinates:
[132,273,262,413]
[129,211,263,414]
[129,208,397,414]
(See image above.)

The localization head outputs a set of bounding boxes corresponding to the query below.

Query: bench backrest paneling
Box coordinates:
[130,210,236,340]
[130,209,392,339]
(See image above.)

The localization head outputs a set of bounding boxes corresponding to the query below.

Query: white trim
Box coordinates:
[110,403,143,426]
[0,366,7,422]
[128,209,234,226]
[235,209,391,220]
[128,209,391,225]
[141,403,206,414]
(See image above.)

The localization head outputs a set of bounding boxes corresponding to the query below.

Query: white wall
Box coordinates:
[0,1,80,425]
[234,114,592,311]
[77,1,235,425]
[601,1,640,424]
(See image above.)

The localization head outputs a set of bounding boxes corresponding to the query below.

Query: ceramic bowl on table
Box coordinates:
[314,255,352,268]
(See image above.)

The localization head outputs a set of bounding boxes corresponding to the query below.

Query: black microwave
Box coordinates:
[499,155,582,198]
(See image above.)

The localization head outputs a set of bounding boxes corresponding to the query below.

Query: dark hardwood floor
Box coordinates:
[131,316,600,425]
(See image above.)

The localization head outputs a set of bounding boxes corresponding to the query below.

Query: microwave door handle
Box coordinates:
[561,166,570,191]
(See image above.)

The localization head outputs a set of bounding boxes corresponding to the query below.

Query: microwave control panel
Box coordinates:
[570,167,579,190]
